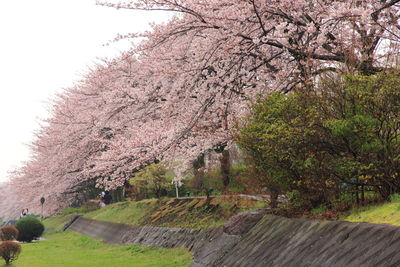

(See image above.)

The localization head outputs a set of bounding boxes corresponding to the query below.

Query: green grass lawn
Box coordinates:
[19,195,266,267]
[344,195,400,225]
[33,196,265,267]
[3,231,192,267]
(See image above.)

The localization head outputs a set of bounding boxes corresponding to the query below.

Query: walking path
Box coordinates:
[177,194,287,202]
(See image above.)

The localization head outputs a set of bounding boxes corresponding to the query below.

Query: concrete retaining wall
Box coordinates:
[67,217,133,244]
[66,214,400,266]
[216,215,400,267]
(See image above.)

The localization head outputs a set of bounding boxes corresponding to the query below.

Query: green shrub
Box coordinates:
[286,190,313,210]
[0,241,21,265]
[0,226,18,241]
[16,217,44,242]
[311,204,328,216]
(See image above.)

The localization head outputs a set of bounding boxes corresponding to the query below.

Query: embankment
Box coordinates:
[66,212,400,266]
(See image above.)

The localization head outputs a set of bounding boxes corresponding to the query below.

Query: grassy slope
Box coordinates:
[44,196,267,231]
[85,199,159,227]
[344,198,400,226]
[45,195,400,229]
[83,196,267,229]
[4,231,191,267]
[43,213,75,232]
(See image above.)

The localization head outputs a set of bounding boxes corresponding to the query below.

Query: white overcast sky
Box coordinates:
[0,0,170,183]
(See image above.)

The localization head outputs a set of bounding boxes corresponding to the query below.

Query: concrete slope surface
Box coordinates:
[217,215,400,267]
[65,213,400,267]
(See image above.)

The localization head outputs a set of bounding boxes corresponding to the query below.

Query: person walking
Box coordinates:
[99,192,106,207]
[103,191,112,205]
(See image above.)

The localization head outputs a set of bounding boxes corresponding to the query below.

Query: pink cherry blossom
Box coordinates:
[1,0,400,219]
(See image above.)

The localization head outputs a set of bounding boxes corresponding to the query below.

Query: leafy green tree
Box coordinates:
[237,72,400,209]
[237,91,335,208]
[130,163,172,199]
[320,72,400,200]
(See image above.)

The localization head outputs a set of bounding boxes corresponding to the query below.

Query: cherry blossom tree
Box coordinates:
[100,0,400,87]
[95,0,400,186]
[2,0,400,218]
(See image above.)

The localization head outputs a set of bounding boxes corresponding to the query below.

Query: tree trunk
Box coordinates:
[193,154,205,194]
[361,185,365,204]
[221,149,231,188]
[270,186,279,209]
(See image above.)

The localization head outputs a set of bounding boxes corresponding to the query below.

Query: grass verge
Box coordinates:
[344,196,400,226]
[2,231,192,267]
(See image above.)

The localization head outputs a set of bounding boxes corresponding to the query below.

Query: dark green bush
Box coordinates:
[0,226,19,241]
[0,241,21,265]
[15,217,44,242]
